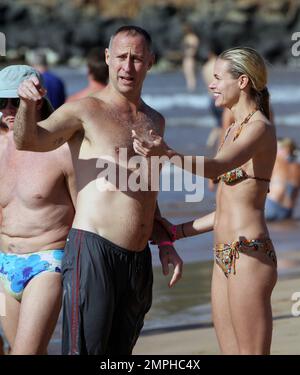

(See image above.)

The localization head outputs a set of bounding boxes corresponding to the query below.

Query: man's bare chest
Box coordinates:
[0,149,64,207]
[86,110,161,156]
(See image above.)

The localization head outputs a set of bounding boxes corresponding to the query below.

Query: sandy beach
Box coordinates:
[134,250,300,355]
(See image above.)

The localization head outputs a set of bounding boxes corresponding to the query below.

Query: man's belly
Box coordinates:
[0,230,68,254]
[72,188,158,251]
[0,207,74,253]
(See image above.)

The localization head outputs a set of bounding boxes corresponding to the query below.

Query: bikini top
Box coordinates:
[214,109,270,186]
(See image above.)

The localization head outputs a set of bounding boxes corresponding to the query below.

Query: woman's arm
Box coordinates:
[132,120,271,179]
[158,211,215,241]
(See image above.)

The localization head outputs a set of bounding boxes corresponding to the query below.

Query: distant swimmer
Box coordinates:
[202,39,224,150]
[182,25,200,92]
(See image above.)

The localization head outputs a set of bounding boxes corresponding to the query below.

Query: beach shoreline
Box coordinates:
[134,270,300,355]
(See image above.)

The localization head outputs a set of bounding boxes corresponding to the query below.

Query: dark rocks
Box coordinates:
[1,0,299,66]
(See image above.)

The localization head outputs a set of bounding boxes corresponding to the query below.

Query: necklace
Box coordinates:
[218,108,258,151]
[233,108,258,141]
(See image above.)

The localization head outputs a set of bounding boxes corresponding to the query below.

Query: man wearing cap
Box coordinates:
[0,65,77,354]
[14,26,183,355]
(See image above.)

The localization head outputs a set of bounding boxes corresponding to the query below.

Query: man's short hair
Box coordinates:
[87,48,108,84]
[109,25,152,52]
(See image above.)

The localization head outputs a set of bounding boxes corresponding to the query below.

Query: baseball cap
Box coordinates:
[0,65,53,115]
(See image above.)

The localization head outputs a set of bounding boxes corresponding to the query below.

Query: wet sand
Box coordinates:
[134,267,300,355]
[0,253,298,355]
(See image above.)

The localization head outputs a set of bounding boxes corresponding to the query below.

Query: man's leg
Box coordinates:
[62,228,115,355]
[10,272,62,355]
[109,247,153,355]
[0,283,20,351]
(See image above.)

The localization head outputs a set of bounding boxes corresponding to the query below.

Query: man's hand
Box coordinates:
[18,76,47,103]
[159,245,183,288]
[155,217,175,241]
[132,129,168,157]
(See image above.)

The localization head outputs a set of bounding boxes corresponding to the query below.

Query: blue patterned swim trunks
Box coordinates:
[0,249,64,301]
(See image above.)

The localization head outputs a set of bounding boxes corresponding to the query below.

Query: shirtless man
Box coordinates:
[0,65,77,354]
[14,26,183,355]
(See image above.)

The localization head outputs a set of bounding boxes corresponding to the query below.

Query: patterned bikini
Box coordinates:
[213,109,277,277]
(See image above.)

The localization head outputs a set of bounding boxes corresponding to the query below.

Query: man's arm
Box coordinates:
[150,118,182,288]
[151,203,183,288]
[14,76,82,152]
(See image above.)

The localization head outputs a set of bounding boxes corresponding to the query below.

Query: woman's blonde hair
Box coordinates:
[219,47,270,120]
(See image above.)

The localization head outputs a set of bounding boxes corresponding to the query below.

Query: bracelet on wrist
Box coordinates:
[158,240,174,248]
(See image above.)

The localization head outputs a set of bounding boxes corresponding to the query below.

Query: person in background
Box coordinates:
[67,47,108,102]
[27,50,66,109]
[202,39,224,149]
[265,138,300,221]
[182,25,200,92]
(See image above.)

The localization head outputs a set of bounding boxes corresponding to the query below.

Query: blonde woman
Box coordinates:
[133,47,277,355]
